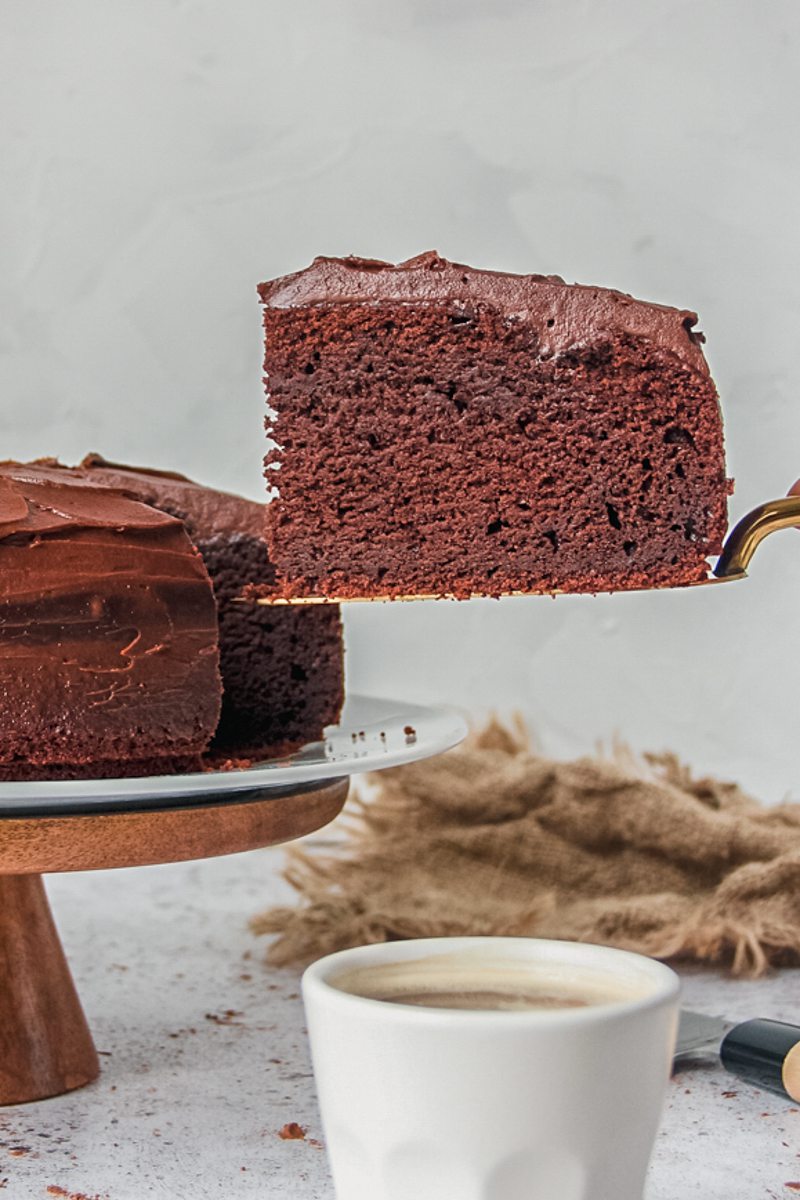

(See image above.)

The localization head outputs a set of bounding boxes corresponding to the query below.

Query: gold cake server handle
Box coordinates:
[713,494,800,581]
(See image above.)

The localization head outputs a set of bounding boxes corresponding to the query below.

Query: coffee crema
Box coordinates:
[330,950,647,1013]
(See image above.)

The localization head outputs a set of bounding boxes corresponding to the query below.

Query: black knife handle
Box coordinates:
[720,1018,800,1102]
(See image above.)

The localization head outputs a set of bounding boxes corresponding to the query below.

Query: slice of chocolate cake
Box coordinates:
[72,455,344,756]
[0,463,221,780]
[257,252,731,599]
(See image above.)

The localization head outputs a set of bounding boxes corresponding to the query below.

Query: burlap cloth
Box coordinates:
[253,721,800,977]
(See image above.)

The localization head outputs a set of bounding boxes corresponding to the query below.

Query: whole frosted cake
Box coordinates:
[74,455,345,757]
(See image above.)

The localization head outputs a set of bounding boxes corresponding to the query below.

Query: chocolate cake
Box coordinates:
[258,252,731,599]
[71,455,344,756]
[0,462,221,780]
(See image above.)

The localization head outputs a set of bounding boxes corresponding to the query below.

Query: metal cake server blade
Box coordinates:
[674,1010,732,1065]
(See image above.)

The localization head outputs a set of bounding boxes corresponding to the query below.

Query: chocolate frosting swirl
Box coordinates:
[0,461,178,536]
[75,454,264,540]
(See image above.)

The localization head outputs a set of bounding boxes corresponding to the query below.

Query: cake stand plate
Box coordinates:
[0,696,466,1106]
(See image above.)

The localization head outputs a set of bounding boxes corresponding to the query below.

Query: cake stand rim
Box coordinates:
[0,776,350,875]
[0,774,348,820]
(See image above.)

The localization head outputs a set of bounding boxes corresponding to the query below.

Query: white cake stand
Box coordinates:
[0,695,466,1106]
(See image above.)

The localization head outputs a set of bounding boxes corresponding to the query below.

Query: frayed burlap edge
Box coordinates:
[252,721,800,977]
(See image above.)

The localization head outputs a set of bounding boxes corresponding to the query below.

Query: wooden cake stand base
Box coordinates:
[0,779,348,1106]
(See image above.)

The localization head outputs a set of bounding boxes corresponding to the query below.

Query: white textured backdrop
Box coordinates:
[3,0,800,799]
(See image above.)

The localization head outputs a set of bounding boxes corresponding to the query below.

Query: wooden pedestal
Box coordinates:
[0,779,348,1105]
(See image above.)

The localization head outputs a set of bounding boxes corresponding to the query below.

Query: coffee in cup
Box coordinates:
[330,948,647,1011]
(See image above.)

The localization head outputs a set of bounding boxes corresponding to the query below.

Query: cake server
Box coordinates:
[253,493,800,604]
[674,1010,800,1101]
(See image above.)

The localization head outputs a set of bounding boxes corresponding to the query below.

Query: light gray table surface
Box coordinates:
[0,842,797,1199]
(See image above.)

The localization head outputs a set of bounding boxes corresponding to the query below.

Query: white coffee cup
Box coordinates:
[302,936,680,1200]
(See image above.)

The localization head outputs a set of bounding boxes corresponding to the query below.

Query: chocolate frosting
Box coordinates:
[0,462,221,767]
[258,251,709,375]
[0,461,181,536]
[74,454,265,540]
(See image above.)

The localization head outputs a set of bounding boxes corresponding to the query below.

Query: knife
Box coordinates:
[674,1011,800,1101]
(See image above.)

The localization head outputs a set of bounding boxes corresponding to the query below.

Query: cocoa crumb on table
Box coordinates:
[278,1123,307,1141]
[46,1188,107,1200]
[204,1009,244,1026]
